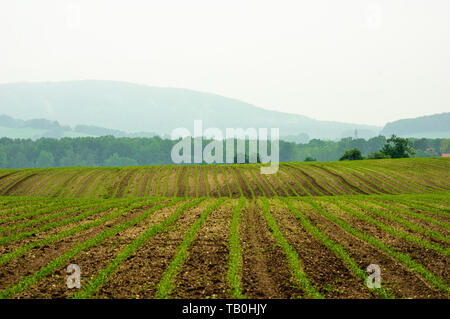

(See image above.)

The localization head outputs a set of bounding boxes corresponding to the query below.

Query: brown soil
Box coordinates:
[223,167,241,198]
[319,200,449,287]
[92,199,213,298]
[273,171,297,196]
[14,200,174,298]
[345,169,392,194]
[173,201,233,298]
[215,167,232,197]
[305,166,351,195]
[291,199,443,298]
[0,204,149,296]
[206,167,219,197]
[176,167,187,197]
[269,199,371,298]
[165,167,179,197]
[239,200,303,298]
[248,167,275,197]
[356,200,450,245]
[61,169,100,198]
[0,172,29,193]
[279,167,313,196]
[147,167,164,197]
[240,168,264,197]
[3,173,38,196]
[51,169,85,197]
[233,168,253,198]
[311,165,368,195]
[10,171,56,196]
[136,168,154,197]
[115,169,139,198]
[197,167,207,197]
[187,166,197,197]
[285,164,334,196]
[76,170,111,199]
[75,170,105,198]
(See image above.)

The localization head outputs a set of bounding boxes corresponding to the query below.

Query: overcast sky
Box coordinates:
[1,0,449,126]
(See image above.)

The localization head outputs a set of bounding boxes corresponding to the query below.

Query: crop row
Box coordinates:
[0,192,448,298]
[0,158,448,199]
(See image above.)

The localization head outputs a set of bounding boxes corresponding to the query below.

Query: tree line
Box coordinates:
[0,135,448,169]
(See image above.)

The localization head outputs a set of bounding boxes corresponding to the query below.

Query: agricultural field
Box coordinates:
[0,158,449,299]
[0,158,449,199]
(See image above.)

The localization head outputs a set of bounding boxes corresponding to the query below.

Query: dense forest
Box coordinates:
[0,135,448,169]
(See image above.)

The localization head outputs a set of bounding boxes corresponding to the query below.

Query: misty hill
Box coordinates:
[380,113,450,138]
[0,114,157,139]
[0,81,381,140]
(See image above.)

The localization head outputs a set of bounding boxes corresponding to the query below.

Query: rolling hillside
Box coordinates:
[0,158,449,299]
[0,81,380,139]
[0,158,448,199]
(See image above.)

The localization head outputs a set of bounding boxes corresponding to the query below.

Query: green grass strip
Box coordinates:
[0,198,182,299]
[260,197,323,299]
[72,198,205,298]
[227,197,246,298]
[155,198,225,298]
[281,197,393,299]
[306,198,450,295]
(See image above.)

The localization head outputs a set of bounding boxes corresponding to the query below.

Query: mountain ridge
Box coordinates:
[0,80,380,140]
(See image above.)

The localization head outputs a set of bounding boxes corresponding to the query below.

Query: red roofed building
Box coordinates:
[442,153,450,157]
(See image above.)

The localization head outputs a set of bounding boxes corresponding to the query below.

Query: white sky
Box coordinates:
[0,0,449,126]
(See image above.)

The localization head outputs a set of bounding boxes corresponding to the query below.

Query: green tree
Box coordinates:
[304,156,316,162]
[104,153,138,167]
[440,139,450,154]
[380,135,416,158]
[36,150,55,168]
[14,152,31,168]
[367,152,390,159]
[0,147,7,168]
[339,148,363,161]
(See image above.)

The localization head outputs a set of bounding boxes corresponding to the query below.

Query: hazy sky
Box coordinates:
[1,0,449,126]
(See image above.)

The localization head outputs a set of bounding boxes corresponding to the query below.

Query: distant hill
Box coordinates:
[380,113,450,138]
[0,114,158,139]
[0,80,380,140]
